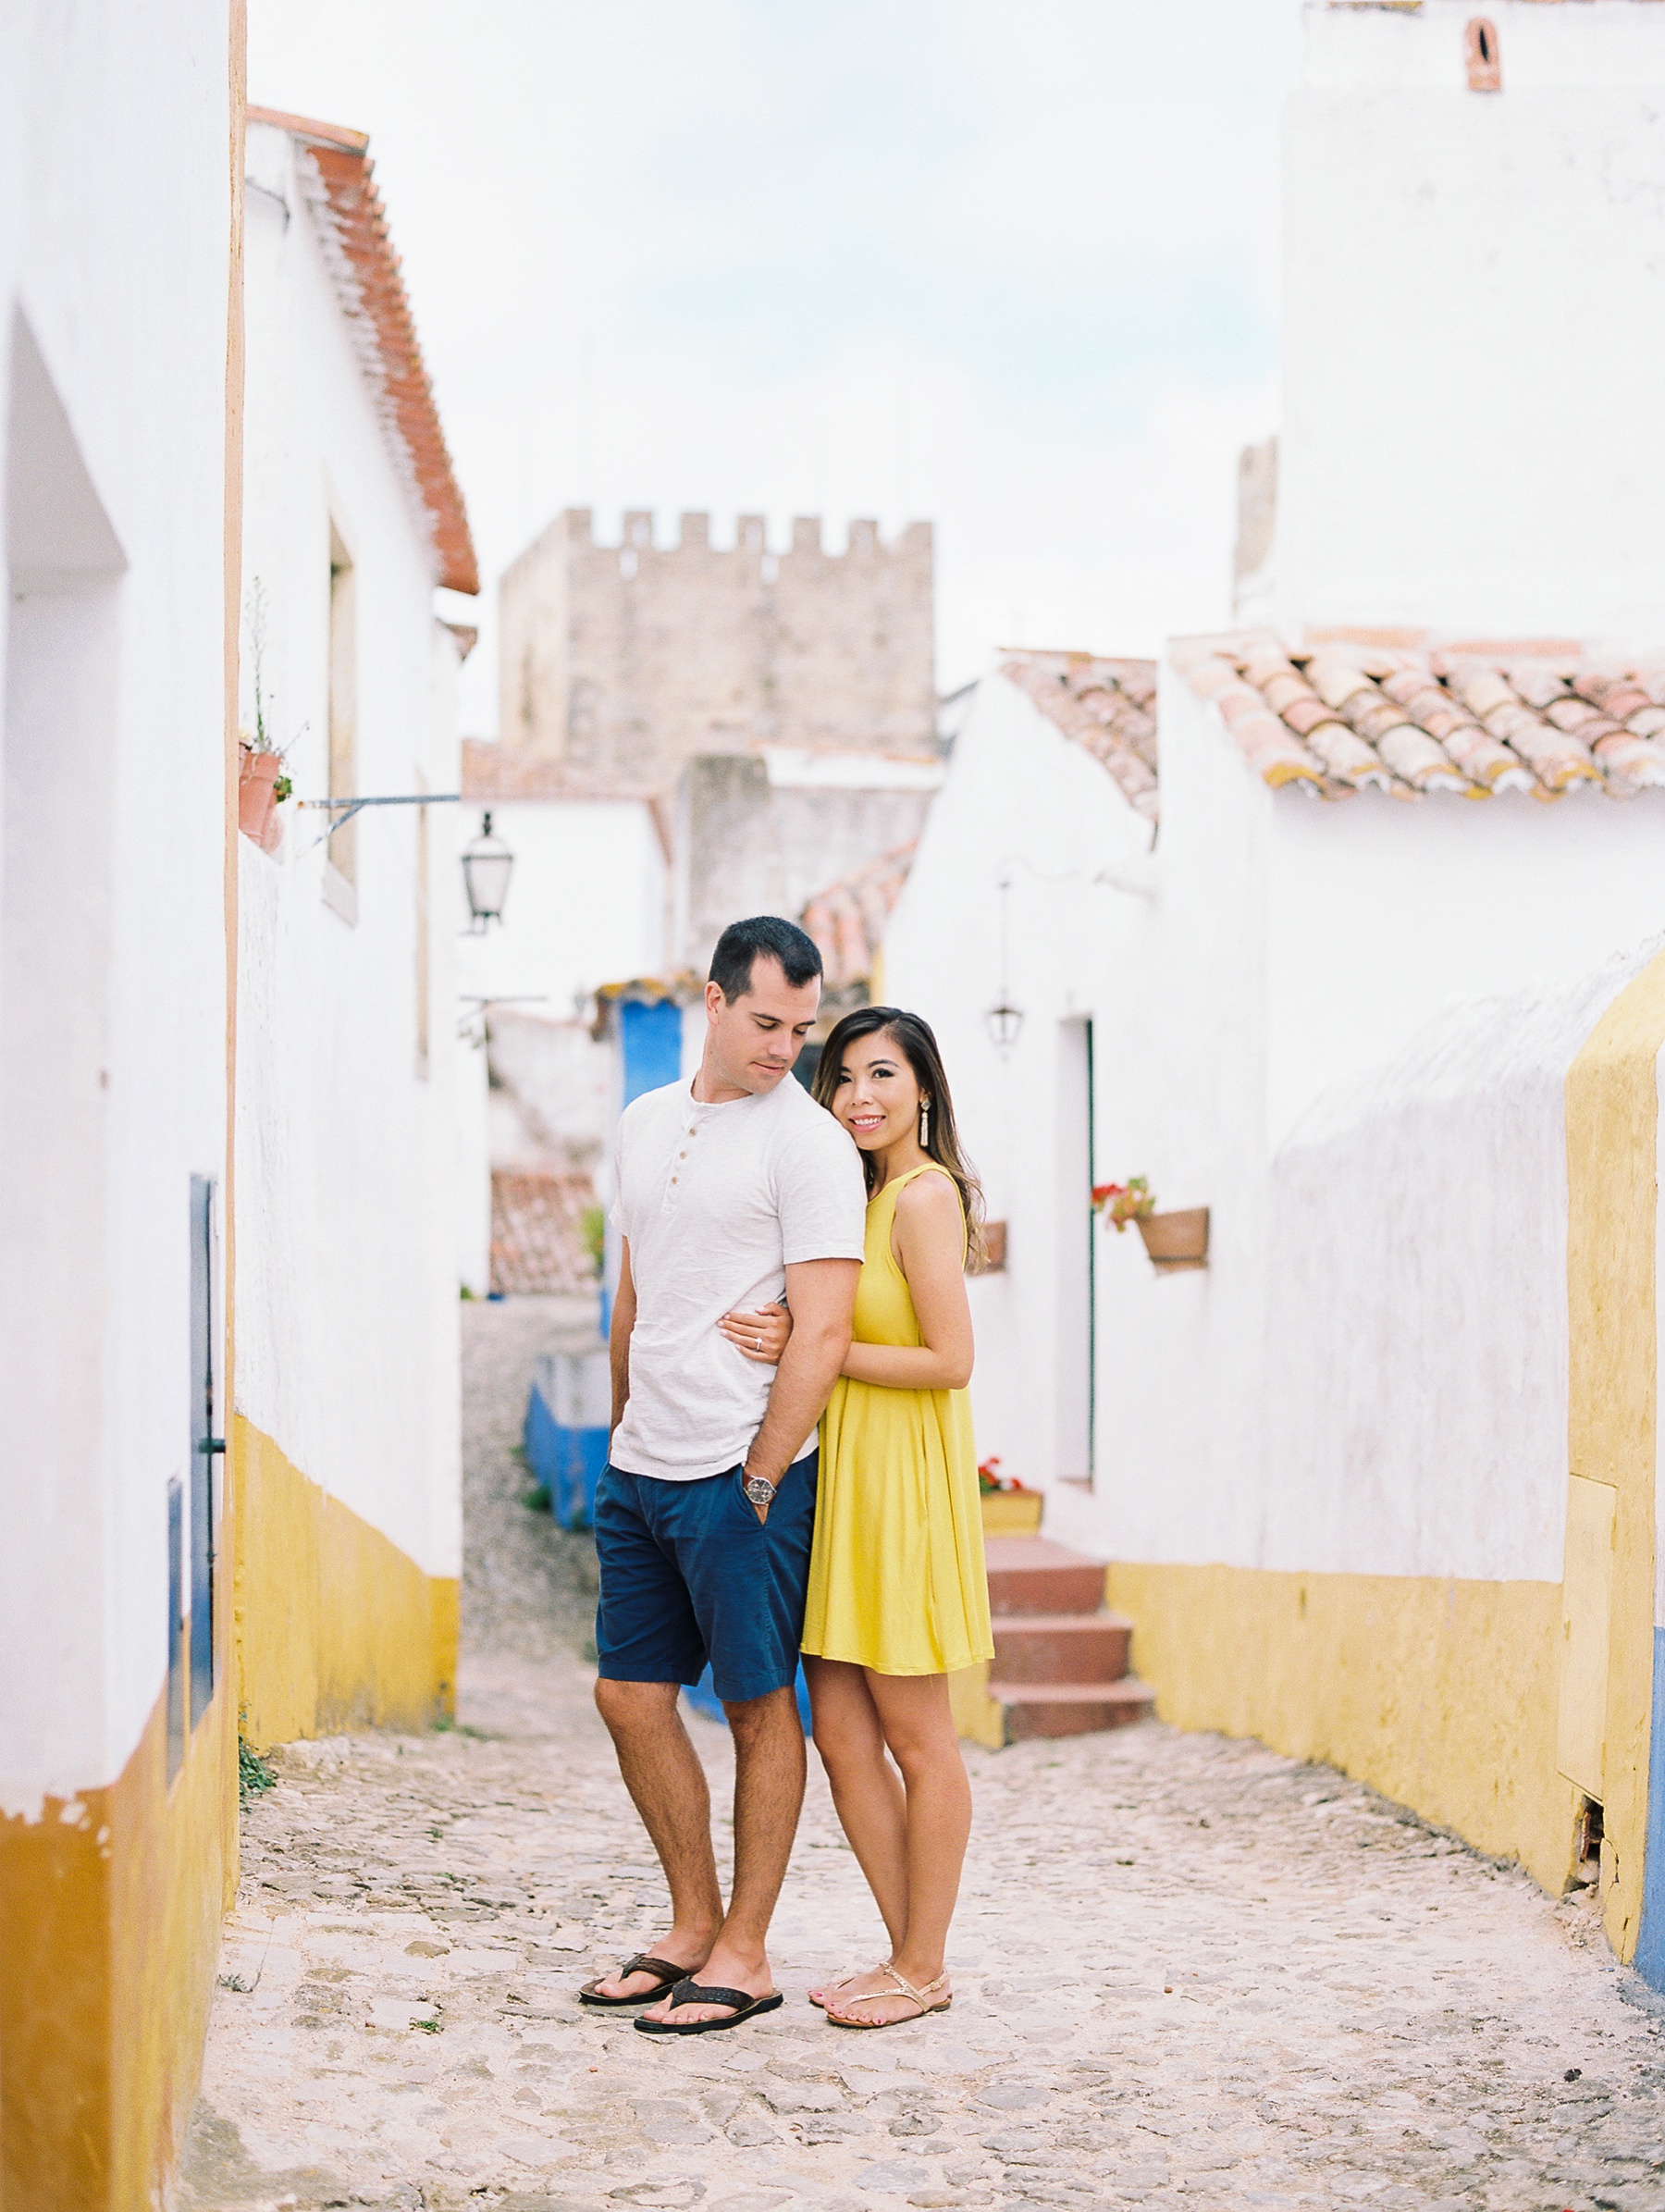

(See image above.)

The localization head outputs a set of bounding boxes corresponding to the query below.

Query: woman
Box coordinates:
[718,1007,993,2029]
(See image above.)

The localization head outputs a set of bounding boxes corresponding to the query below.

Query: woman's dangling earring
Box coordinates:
[919,1099,931,1148]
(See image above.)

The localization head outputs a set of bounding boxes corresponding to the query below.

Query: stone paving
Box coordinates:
[179,1300,1665,2212]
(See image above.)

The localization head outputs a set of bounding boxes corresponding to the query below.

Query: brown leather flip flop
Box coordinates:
[634,1978,785,2035]
[578,1954,689,2008]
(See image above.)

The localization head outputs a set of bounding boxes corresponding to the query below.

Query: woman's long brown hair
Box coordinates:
[812,1006,985,1268]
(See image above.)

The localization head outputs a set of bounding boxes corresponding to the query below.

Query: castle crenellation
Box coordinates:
[499,506,936,785]
[554,507,929,561]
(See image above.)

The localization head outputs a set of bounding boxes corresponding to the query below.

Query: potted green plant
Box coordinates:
[1094,1178,1209,1274]
[580,1203,606,1281]
[1092,1177,1154,1232]
[238,581,295,848]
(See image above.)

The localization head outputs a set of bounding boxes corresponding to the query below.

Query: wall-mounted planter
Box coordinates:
[1137,1206,1209,1274]
[238,746,281,845]
[969,1220,1007,1275]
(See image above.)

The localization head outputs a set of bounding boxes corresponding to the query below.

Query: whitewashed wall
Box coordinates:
[894,666,1665,1597]
[0,0,233,1813]
[884,673,1157,1490]
[1257,955,1647,1584]
[235,120,464,1584]
[1075,678,1665,1580]
[1283,0,1665,639]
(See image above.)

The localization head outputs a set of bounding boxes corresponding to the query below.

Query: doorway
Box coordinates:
[1056,1015,1095,1484]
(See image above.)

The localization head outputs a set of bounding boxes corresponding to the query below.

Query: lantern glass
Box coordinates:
[985,1001,1024,1056]
[462,810,513,930]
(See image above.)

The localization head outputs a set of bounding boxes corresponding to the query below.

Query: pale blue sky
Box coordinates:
[249,1,1304,723]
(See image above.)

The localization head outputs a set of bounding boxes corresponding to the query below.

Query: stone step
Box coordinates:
[984,1535,1106,1618]
[991,1611,1134,1686]
[989,1677,1156,1743]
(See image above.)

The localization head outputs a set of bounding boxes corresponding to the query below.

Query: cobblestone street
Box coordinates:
[179,1302,1665,2212]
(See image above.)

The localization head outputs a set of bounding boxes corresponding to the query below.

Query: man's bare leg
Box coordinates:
[590,1678,722,1998]
[639,1684,806,2023]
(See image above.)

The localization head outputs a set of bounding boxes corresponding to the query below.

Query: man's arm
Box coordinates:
[741,1254,860,1511]
[609,1236,637,1443]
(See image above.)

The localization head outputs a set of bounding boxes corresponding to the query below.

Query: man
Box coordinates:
[581,915,866,2035]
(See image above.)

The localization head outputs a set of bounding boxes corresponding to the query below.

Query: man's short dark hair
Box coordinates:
[709,916,823,1001]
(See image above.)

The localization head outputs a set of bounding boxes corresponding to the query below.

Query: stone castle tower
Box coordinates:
[498,509,936,785]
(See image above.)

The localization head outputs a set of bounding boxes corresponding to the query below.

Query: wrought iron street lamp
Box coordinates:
[985,1000,1025,1056]
[461,811,513,933]
[985,873,1024,1057]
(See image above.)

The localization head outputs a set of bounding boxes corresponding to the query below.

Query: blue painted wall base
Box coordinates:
[1635,1628,1665,1991]
[523,1377,608,1531]
[684,1662,813,1736]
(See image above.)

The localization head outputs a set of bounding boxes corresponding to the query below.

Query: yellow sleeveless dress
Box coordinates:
[800,1164,994,1676]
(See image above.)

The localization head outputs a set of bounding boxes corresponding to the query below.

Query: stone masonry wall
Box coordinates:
[674,754,934,978]
[499,510,936,783]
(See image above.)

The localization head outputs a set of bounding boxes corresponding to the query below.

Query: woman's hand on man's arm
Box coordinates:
[740,1256,859,1511]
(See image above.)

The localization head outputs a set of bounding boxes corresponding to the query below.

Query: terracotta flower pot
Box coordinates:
[1136,1206,1209,1274]
[238,747,281,845]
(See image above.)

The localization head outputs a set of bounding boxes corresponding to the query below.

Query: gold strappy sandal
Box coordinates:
[824,1968,952,2030]
[808,1962,891,2012]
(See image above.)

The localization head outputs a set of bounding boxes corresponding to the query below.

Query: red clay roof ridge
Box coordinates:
[1173,629,1665,803]
[251,108,477,596]
[246,105,369,154]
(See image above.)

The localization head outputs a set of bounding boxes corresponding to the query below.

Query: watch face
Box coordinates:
[744,1477,775,1504]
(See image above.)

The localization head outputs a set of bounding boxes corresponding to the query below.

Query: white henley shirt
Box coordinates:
[609,1073,868,1483]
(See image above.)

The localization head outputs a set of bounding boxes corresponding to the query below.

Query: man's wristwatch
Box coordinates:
[743,1473,778,1509]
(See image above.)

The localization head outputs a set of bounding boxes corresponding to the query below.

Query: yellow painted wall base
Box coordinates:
[235,1414,458,1749]
[949,1662,1005,1749]
[0,1672,234,2211]
[1564,945,1665,1964]
[980,1490,1043,1537]
[1107,1561,1580,1897]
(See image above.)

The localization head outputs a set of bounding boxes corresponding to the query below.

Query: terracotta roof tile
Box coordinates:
[801,843,919,991]
[251,107,478,596]
[1000,652,1160,821]
[489,1169,596,1296]
[1171,632,1665,802]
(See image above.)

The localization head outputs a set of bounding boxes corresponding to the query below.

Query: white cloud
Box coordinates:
[248,0,1301,720]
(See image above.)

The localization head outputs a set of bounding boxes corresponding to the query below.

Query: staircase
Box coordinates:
[983,1536,1154,1743]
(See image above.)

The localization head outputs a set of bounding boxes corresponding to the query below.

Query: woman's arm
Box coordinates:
[718,1175,975,1390]
[609,1237,637,1441]
[841,1174,973,1390]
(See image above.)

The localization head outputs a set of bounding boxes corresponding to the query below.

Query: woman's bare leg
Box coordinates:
[824,1670,970,2026]
[804,1656,909,1985]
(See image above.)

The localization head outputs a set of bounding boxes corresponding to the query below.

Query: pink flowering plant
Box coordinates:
[1092,1177,1155,1231]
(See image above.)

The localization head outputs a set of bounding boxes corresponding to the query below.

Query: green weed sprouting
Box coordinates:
[238,1737,277,1802]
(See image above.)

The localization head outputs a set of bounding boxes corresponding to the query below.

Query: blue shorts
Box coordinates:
[595,1453,818,1706]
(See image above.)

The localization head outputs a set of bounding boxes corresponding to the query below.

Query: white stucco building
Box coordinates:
[0,5,241,2201]
[234,107,479,1747]
[886,0,1665,1980]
